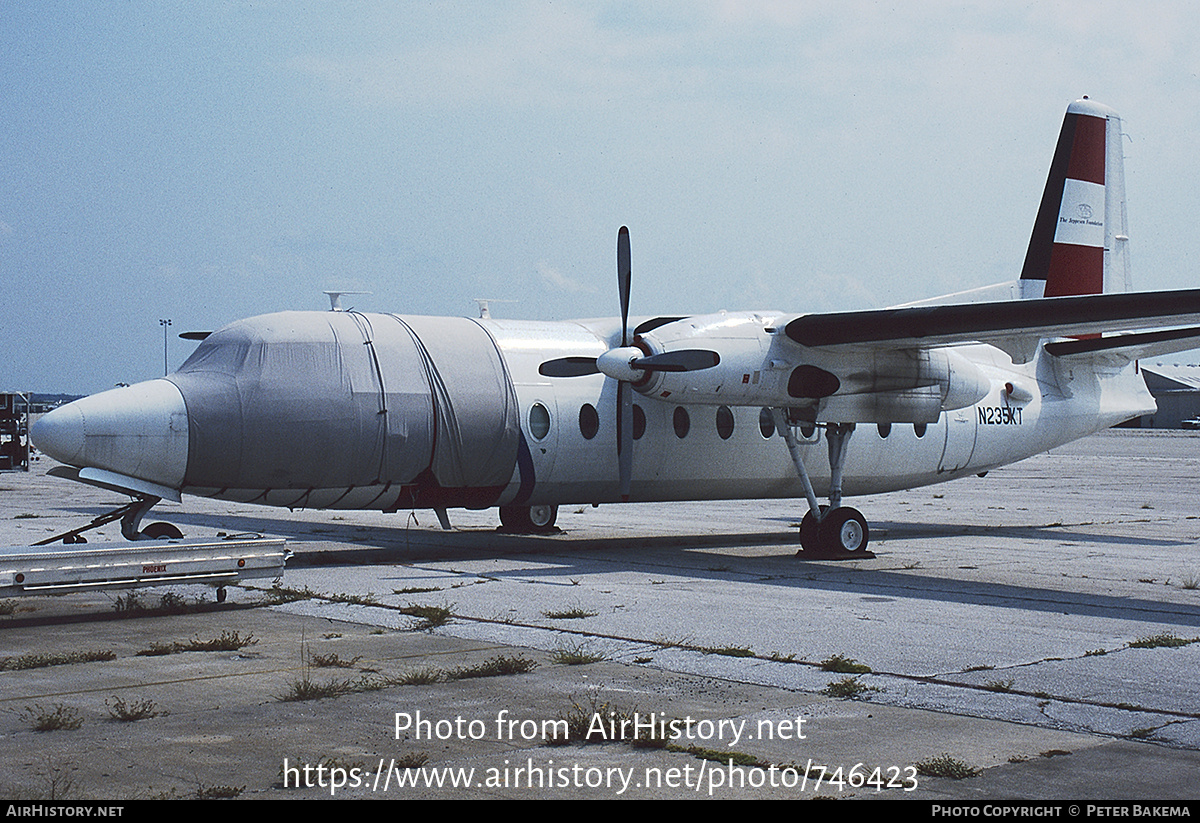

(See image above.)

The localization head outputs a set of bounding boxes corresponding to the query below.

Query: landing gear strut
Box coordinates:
[771,409,873,558]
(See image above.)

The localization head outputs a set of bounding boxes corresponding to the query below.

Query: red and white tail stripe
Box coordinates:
[1020,98,1130,298]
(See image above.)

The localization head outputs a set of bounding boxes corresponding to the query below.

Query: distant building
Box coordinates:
[0,393,30,471]
[1,394,81,470]
[1123,362,1200,429]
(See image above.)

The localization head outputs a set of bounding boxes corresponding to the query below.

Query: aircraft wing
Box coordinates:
[784,288,1200,363]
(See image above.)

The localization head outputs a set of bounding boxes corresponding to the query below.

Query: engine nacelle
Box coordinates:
[634,313,990,423]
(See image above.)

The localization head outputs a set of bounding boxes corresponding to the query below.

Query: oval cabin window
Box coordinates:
[716,406,735,440]
[673,406,690,439]
[578,404,599,440]
[529,402,551,441]
[758,407,775,439]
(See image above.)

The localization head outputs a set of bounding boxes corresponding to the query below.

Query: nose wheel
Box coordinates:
[141,521,184,540]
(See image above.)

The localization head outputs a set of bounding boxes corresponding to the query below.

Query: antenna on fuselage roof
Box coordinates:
[323,291,372,311]
[473,298,516,319]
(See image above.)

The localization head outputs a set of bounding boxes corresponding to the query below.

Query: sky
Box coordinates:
[5,1,1200,394]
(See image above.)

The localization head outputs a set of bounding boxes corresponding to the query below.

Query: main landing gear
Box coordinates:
[770,409,873,559]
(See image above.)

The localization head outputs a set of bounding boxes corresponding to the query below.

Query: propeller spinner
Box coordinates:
[538,227,720,500]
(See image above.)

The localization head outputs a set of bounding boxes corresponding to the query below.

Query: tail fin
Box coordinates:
[1020,97,1131,298]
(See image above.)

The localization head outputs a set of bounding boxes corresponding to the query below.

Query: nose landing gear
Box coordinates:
[34,495,185,546]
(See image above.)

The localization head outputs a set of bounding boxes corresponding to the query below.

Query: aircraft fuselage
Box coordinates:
[31,309,1155,519]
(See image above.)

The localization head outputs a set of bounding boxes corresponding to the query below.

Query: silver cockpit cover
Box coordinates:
[167,311,518,493]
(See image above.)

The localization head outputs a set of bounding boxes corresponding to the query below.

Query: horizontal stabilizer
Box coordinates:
[1044,325,1200,363]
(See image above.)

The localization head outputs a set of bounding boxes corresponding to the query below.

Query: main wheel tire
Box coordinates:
[817,507,869,554]
[529,504,557,529]
[798,505,828,553]
[499,505,558,533]
[142,522,184,540]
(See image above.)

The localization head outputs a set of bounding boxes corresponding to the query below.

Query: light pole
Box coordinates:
[159,318,171,376]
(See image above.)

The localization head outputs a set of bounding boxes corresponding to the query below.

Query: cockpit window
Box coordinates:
[176,334,251,375]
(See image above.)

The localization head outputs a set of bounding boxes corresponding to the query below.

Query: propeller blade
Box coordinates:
[630,349,721,373]
[617,227,631,347]
[617,379,633,501]
[539,357,600,377]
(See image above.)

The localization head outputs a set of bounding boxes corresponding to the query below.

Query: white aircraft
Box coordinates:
[31,98,1200,557]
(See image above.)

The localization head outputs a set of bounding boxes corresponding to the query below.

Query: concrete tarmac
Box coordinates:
[1,429,1198,800]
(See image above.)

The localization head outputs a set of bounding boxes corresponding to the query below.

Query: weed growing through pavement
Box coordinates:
[397,604,453,630]
[543,608,598,619]
[308,652,362,669]
[676,745,771,768]
[278,651,538,701]
[112,592,144,612]
[262,584,321,604]
[23,704,84,732]
[106,696,165,722]
[1128,633,1198,649]
[914,753,979,779]
[700,645,754,658]
[443,655,538,680]
[137,631,257,656]
[819,654,871,673]
[550,643,605,665]
[191,783,246,799]
[323,591,381,607]
[277,674,359,702]
[819,677,880,699]
[393,667,443,686]
[550,695,668,747]
[0,649,115,671]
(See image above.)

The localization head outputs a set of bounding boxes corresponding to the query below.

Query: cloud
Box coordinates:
[536,259,595,293]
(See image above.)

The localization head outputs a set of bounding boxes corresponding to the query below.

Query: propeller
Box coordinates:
[538,227,720,501]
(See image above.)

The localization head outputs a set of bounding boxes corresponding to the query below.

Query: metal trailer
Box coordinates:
[0,536,288,602]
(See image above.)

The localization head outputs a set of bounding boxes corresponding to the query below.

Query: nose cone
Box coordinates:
[32,379,189,490]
